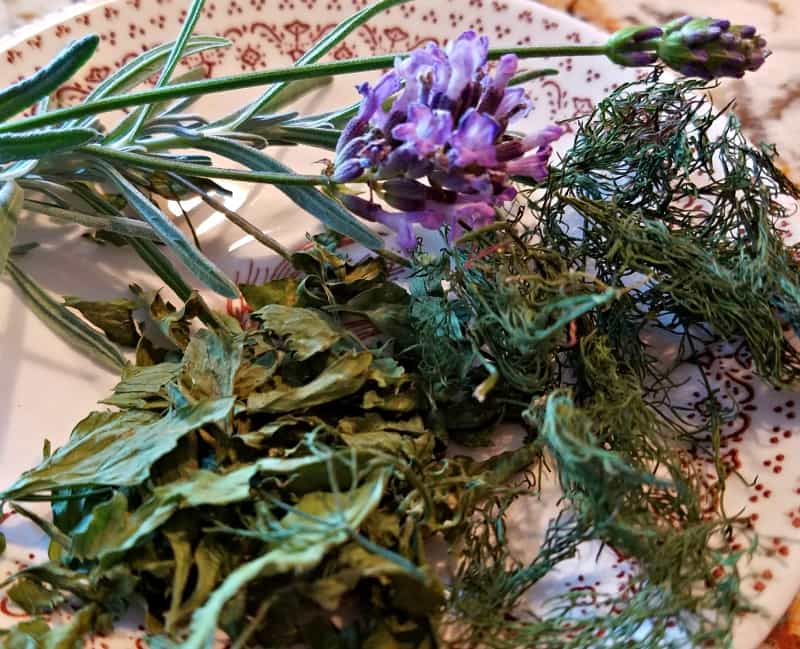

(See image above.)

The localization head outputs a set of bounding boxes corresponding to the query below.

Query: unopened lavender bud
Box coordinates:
[605,25,662,68]
[382,178,429,211]
[339,193,380,222]
[331,159,366,183]
[657,16,769,79]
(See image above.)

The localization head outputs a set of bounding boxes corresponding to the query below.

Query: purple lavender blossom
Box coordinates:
[332,31,563,248]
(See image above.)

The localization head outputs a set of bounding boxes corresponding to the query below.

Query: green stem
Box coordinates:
[82,144,332,186]
[0,45,610,134]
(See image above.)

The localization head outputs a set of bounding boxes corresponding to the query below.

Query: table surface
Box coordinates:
[1,0,798,646]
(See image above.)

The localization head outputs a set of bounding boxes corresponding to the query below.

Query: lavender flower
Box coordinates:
[606,17,769,80]
[332,31,563,248]
[658,17,769,80]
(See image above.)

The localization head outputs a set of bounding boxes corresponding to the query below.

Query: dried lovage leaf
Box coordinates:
[63,297,139,347]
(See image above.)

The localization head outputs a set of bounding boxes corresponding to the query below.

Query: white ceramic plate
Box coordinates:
[1,1,799,647]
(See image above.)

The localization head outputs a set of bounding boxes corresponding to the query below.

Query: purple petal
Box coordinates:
[494,139,525,162]
[677,62,714,80]
[495,87,533,124]
[618,51,659,67]
[375,209,418,249]
[377,145,416,178]
[449,109,501,167]
[505,147,553,181]
[429,170,493,195]
[339,193,380,222]
[332,159,365,183]
[492,54,519,90]
[738,25,757,38]
[445,31,489,99]
[391,103,453,156]
[335,134,371,165]
[747,52,766,70]
[393,44,451,116]
[383,178,429,211]
[521,125,565,151]
[718,32,739,49]
[337,71,400,153]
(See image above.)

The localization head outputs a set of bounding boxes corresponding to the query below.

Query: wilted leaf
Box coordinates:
[239,277,298,309]
[0,618,51,649]
[2,399,233,499]
[252,304,344,361]
[362,390,417,413]
[247,351,372,413]
[180,330,243,400]
[329,283,411,343]
[101,362,181,409]
[237,414,328,449]
[7,578,65,615]
[368,357,408,388]
[63,297,139,347]
[155,470,389,649]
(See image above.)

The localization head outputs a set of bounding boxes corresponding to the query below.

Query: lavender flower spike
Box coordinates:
[332,30,562,249]
[606,17,769,80]
[658,17,769,79]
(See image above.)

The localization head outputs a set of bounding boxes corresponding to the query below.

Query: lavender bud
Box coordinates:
[737,25,757,38]
[331,159,366,183]
[657,16,769,79]
[339,193,380,222]
[382,178,429,211]
[605,25,662,67]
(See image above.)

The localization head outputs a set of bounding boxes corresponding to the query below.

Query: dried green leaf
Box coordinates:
[153,470,389,649]
[180,330,243,400]
[2,399,233,499]
[239,277,298,309]
[7,578,65,615]
[63,296,139,347]
[101,362,181,409]
[252,304,344,360]
[247,351,372,413]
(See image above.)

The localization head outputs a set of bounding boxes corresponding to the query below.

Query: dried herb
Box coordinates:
[0,2,794,648]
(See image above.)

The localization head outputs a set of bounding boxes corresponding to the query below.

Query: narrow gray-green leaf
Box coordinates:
[0,128,100,165]
[229,0,408,126]
[0,180,23,271]
[0,159,38,181]
[123,0,207,143]
[75,36,229,129]
[192,137,383,249]
[127,237,193,301]
[97,162,239,298]
[105,66,208,143]
[24,199,159,240]
[0,34,99,123]
[5,258,126,371]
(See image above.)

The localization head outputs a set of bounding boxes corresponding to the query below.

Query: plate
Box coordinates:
[0,1,798,647]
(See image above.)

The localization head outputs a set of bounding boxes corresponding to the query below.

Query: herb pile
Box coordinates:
[0,0,798,647]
